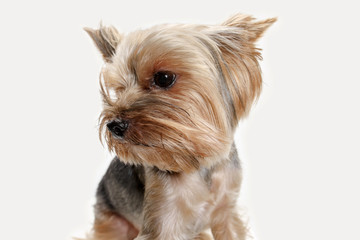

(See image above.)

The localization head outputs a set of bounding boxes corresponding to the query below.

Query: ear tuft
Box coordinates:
[222,13,277,42]
[84,24,122,62]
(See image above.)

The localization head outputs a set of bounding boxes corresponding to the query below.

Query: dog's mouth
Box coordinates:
[103,116,231,173]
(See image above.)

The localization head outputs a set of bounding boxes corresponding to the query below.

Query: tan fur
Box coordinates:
[210,160,247,240]
[84,13,275,240]
[84,212,138,240]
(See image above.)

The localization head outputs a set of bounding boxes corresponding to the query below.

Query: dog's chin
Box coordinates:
[109,136,230,173]
[110,142,196,172]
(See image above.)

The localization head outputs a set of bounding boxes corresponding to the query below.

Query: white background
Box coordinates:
[0,1,359,240]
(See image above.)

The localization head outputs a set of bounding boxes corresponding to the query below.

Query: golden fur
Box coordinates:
[84,13,275,240]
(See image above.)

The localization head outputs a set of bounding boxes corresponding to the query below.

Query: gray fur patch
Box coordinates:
[95,157,145,218]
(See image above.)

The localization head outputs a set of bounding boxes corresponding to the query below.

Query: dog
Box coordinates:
[84,13,275,240]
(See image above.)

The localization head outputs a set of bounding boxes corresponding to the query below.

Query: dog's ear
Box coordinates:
[222,14,276,42]
[206,14,276,124]
[84,25,122,63]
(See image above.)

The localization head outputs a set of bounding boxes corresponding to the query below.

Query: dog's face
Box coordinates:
[86,14,275,172]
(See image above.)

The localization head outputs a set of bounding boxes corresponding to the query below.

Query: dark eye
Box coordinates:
[153,71,176,89]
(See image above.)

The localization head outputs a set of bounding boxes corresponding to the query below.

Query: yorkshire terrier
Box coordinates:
[84,13,275,240]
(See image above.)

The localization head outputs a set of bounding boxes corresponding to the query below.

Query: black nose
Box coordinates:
[106,119,129,138]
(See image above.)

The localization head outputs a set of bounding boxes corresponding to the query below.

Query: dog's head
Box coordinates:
[86,14,275,172]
